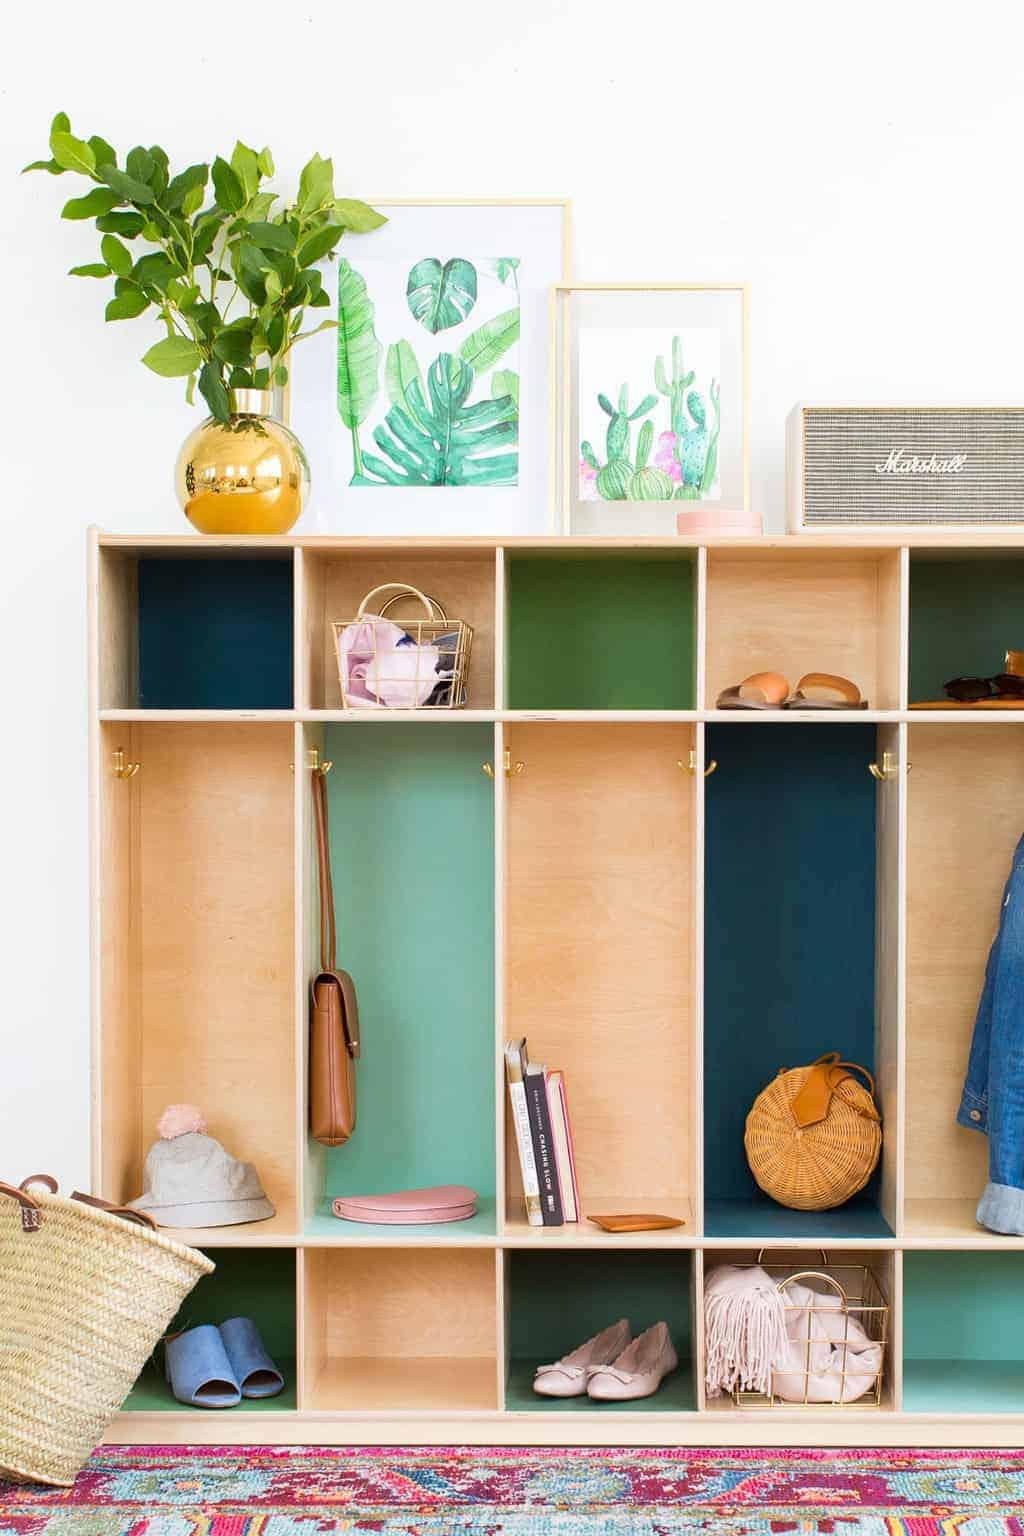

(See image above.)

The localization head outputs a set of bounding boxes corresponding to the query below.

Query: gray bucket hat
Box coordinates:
[130,1113,275,1228]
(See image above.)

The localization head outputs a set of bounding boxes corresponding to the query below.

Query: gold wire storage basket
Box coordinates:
[333,583,473,710]
[732,1250,889,1410]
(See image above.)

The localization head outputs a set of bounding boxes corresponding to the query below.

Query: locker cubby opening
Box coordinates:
[503,723,697,1235]
[505,1250,696,1412]
[703,723,893,1239]
[302,1248,498,1411]
[97,721,297,1238]
[705,547,902,711]
[300,548,497,710]
[904,1251,1024,1412]
[700,1248,895,1412]
[124,1248,297,1412]
[97,547,294,710]
[506,554,697,710]
[909,551,1024,705]
[306,723,497,1235]
[904,725,1024,1239]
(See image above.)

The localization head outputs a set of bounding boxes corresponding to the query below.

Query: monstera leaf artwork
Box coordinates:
[339,251,521,487]
[357,353,517,486]
[406,257,478,333]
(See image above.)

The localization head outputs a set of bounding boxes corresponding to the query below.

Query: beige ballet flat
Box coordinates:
[586,1320,678,1401]
[532,1318,631,1398]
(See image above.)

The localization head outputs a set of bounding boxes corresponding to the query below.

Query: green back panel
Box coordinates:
[903,1252,1024,1361]
[508,1250,692,1360]
[322,724,496,1198]
[507,557,696,709]
[909,557,1024,703]
[124,1247,297,1412]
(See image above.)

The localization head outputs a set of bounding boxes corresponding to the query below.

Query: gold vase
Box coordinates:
[175,388,310,534]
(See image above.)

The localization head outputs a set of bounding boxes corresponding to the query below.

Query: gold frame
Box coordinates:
[550,281,750,535]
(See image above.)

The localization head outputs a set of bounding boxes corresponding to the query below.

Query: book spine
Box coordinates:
[505,1051,542,1227]
[526,1068,563,1225]
[557,1074,582,1219]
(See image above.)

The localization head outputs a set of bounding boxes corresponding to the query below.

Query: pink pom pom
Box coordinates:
[157,1104,207,1140]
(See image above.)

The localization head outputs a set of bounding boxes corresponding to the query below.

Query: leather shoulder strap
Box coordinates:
[312,769,336,973]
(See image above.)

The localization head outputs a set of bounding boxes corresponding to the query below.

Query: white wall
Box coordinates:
[3,0,1023,1187]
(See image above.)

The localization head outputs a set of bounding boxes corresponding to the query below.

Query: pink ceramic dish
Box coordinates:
[332,1185,478,1224]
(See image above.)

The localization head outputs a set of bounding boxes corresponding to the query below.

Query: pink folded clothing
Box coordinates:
[332,1185,478,1224]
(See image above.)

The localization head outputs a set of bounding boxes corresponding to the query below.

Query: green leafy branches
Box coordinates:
[25,112,385,421]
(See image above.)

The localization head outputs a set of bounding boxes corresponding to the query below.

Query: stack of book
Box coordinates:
[504,1038,581,1227]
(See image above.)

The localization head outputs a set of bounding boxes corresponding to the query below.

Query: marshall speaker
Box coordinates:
[788,405,1024,531]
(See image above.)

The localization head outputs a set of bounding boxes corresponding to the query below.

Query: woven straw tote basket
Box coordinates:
[744,1053,882,1211]
[0,1177,213,1486]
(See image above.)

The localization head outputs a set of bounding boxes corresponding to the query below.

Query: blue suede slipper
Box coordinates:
[164,1323,241,1408]
[219,1315,285,1398]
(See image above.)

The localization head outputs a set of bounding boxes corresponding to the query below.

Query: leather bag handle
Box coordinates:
[0,1180,42,1233]
[312,768,337,974]
[791,1053,880,1128]
[70,1190,158,1230]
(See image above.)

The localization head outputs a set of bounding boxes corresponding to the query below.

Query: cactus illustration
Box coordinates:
[628,420,675,500]
[580,383,658,500]
[674,379,721,500]
[655,335,695,440]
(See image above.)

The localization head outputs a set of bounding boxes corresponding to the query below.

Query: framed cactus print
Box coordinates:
[553,283,752,536]
[289,200,570,535]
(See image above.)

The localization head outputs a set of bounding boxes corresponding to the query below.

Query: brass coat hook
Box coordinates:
[679,750,718,778]
[868,751,907,781]
[483,751,525,779]
[112,748,140,780]
[308,747,333,776]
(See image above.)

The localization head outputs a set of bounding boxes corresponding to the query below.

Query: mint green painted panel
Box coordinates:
[909,556,1024,703]
[321,724,495,1202]
[123,1247,296,1412]
[903,1359,1024,1414]
[903,1252,1024,1363]
[507,557,696,709]
[507,1250,693,1412]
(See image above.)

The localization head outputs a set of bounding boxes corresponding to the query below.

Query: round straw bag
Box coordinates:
[744,1053,882,1211]
[0,1176,213,1486]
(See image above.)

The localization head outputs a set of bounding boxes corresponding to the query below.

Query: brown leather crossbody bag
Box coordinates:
[310,769,360,1146]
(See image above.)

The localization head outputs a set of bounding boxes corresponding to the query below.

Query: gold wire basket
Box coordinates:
[333,583,473,711]
[731,1250,889,1410]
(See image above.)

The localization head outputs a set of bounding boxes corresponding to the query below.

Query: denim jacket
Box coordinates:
[959,833,1024,1234]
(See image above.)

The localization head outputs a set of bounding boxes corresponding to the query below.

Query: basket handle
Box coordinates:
[356,583,445,622]
[0,1180,42,1233]
[777,1269,849,1306]
[71,1190,158,1230]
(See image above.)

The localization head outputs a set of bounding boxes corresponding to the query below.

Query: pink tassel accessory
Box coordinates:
[157,1104,207,1140]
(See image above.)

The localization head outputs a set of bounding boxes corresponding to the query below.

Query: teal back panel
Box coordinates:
[507,557,696,709]
[704,724,878,1206]
[508,1251,693,1360]
[181,1249,296,1356]
[323,724,495,1197]
[909,557,1024,702]
[904,1252,1024,1360]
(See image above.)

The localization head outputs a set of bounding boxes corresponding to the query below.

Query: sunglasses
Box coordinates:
[944,673,1024,702]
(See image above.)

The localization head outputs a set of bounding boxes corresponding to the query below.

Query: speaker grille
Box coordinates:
[802,408,1024,525]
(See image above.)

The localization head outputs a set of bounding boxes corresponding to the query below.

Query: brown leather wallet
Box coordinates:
[587,1213,686,1233]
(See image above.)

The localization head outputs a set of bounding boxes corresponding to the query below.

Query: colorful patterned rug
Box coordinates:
[2,1446,1024,1534]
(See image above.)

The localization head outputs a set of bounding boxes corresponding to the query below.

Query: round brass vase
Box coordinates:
[175,388,310,534]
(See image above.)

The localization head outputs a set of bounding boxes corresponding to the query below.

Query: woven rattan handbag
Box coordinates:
[0,1175,213,1486]
[744,1053,882,1211]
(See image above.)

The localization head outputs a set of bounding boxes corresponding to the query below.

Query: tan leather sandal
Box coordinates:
[784,672,868,710]
[716,671,791,709]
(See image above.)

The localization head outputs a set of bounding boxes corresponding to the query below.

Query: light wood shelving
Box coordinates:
[89,529,1024,1446]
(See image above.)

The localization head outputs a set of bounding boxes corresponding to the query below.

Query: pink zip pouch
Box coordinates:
[331,1185,478,1224]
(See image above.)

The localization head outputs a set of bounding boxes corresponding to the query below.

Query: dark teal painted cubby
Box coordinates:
[318,724,495,1224]
[505,1250,695,1412]
[909,555,1024,704]
[138,557,294,709]
[703,723,889,1238]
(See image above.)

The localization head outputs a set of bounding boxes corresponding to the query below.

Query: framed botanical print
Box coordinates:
[290,199,571,535]
[553,283,752,536]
